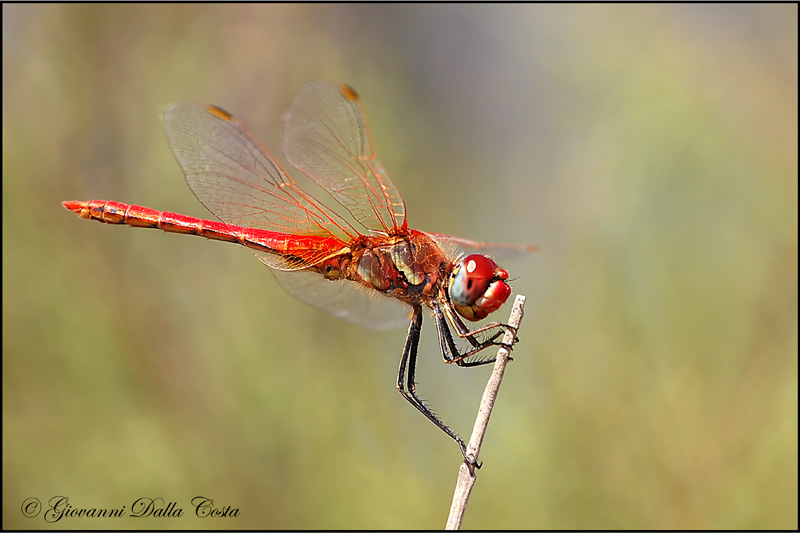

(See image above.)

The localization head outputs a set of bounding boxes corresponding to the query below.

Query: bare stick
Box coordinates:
[445,294,526,530]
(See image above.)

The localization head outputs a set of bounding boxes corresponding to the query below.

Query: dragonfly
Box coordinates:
[63,82,535,462]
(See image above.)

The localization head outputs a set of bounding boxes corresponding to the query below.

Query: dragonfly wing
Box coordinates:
[282,82,407,235]
[266,263,413,331]
[163,102,357,270]
[426,232,538,261]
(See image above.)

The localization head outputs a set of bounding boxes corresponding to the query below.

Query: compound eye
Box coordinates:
[449,254,499,306]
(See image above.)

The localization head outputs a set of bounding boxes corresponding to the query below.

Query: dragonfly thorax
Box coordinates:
[350,232,446,304]
[448,254,511,321]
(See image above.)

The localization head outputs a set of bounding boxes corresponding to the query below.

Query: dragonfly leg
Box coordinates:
[434,305,516,367]
[397,305,469,460]
[443,300,519,348]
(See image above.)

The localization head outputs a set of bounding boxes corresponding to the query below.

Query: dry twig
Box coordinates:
[445,294,526,530]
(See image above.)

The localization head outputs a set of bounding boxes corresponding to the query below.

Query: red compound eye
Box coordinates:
[449,255,501,305]
[449,254,511,321]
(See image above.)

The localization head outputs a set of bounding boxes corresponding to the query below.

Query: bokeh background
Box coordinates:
[3,4,796,529]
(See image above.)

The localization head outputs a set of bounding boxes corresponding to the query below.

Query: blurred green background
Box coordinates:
[3,4,796,529]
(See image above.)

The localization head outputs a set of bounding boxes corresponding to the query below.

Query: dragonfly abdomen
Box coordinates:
[62,200,277,253]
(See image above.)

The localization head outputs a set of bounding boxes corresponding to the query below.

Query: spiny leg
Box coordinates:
[397,305,468,459]
[433,305,515,367]
[442,299,519,350]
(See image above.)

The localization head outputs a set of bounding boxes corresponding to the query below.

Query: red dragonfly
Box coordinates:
[63,82,535,461]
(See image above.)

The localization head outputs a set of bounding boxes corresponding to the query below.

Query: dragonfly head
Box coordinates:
[448,254,511,321]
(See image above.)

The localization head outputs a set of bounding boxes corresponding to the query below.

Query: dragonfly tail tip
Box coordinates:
[62,200,86,214]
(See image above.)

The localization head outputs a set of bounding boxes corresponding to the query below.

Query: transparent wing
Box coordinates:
[163,102,358,270]
[426,232,538,261]
[268,267,412,331]
[282,82,407,235]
